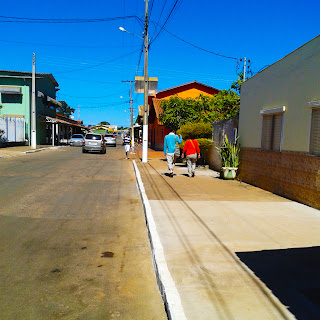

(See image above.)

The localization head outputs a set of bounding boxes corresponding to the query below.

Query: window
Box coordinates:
[1,93,22,104]
[85,134,101,140]
[308,101,320,156]
[260,107,285,151]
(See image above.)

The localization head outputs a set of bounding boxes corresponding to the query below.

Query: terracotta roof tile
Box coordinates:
[152,98,163,125]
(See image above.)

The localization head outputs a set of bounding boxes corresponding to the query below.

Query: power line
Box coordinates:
[0,38,139,49]
[151,0,168,40]
[59,90,127,99]
[57,75,121,85]
[135,44,144,75]
[54,49,140,74]
[151,21,238,60]
[78,102,126,109]
[0,15,139,24]
[150,0,184,44]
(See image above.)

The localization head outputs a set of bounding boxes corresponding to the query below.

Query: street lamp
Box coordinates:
[119,27,144,40]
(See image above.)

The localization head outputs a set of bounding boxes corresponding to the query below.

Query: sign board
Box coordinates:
[135,76,158,94]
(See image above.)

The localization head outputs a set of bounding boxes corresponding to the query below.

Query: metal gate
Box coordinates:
[0,116,25,143]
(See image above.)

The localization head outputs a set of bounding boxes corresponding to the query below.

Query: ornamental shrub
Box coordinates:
[177,122,212,140]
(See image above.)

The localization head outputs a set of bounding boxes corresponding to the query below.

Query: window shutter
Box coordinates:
[310,108,320,156]
[272,114,283,151]
[261,115,273,150]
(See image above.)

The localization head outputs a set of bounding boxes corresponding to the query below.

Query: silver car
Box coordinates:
[104,133,116,147]
[70,133,84,146]
[82,133,106,154]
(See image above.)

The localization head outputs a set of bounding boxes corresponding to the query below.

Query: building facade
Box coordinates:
[148,81,220,150]
[0,70,60,145]
[238,35,320,209]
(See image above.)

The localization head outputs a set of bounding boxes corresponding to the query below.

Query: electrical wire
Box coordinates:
[149,0,156,21]
[57,75,122,85]
[59,90,127,99]
[150,0,184,44]
[0,15,139,24]
[78,102,126,109]
[53,49,140,74]
[135,44,144,75]
[0,38,139,49]
[152,0,168,39]
[151,21,238,60]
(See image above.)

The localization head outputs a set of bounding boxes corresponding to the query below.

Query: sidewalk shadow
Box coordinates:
[237,246,320,320]
[161,173,176,177]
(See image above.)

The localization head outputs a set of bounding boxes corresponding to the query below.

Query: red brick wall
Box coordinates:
[239,148,320,209]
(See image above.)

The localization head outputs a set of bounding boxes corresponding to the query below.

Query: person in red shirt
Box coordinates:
[182,132,200,177]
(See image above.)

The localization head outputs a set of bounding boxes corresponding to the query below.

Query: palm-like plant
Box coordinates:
[216,135,240,168]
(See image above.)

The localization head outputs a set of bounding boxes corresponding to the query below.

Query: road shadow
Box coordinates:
[236,246,320,320]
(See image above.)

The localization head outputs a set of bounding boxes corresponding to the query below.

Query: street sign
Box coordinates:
[134,76,158,94]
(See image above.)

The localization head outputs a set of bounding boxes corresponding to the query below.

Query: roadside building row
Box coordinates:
[0,70,86,146]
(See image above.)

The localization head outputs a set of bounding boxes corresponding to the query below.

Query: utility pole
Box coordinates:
[142,0,149,163]
[243,57,247,82]
[31,53,36,149]
[121,80,135,147]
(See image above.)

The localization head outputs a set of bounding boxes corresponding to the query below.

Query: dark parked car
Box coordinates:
[70,134,84,146]
[82,133,106,154]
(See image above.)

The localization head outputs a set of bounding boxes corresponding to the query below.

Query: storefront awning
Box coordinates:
[38,115,70,124]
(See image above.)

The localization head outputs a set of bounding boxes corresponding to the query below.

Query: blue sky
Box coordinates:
[1,0,319,127]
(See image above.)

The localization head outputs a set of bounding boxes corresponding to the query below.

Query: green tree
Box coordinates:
[231,73,244,94]
[204,90,240,122]
[159,96,201,131]
[100,121,110,125]
[177,122,212,140]
[57,101,75,117]
[159,91,239,130]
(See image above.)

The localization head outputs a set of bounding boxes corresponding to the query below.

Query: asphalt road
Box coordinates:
[0,143,167,320]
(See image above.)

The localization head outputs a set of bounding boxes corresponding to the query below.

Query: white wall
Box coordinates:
[239,35,320,152]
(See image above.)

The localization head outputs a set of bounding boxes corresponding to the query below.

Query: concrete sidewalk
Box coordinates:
[133,149,320,320]
[0,145,62,159]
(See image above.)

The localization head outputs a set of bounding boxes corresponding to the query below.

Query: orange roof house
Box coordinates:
[148,81,220,150]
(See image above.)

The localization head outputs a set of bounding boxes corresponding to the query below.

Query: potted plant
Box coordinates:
[216,135,240,179]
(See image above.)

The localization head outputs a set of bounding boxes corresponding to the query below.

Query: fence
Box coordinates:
[0,116,25,143]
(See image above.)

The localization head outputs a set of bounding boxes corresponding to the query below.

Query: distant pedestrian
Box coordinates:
[164,128,182,178]
[182,132,200,177]
[123,134,131,159]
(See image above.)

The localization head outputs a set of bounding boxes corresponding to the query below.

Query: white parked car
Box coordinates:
[104,133,116,147]
[70,134,84,146]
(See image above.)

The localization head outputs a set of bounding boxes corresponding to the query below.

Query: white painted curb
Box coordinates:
[24,146,62,154]
[133,160,187,320]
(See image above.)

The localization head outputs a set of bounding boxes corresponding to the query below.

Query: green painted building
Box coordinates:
[0,70,60,145]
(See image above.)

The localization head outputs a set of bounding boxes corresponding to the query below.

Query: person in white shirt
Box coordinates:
[123,134,131,159]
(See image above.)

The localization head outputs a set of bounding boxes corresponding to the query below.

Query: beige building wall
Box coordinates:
[239,35,320,152]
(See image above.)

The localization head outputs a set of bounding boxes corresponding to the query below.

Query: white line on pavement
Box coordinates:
[133,160,187,320]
